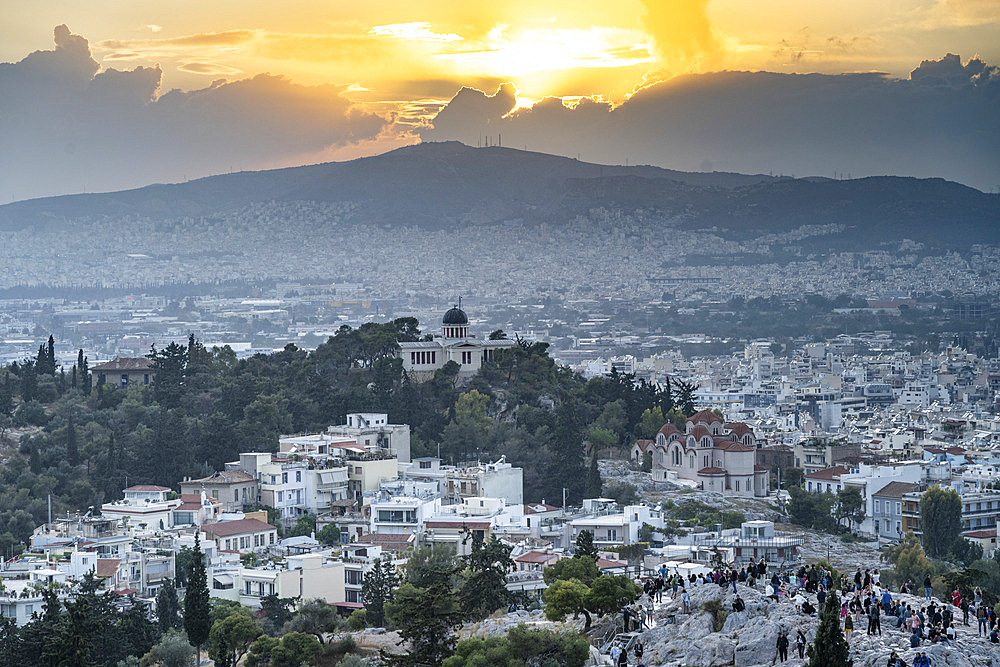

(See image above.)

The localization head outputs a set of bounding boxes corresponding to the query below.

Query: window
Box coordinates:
[735,480,740,492]
[296,470,301,483]
[419,460,432,469]
[874,500,880,513]
[278,491,283,503]
[143,374,150,385]
[282,472,288,484]
[269,533,275,545]
[246,581,252,595]
[895,502,901,514]
[234,490,239,502]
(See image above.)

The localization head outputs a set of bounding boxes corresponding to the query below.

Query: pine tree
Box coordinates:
[575,530,598,560]
[361,555,400,627]
[806,590,852,667]
[184,534,211,665]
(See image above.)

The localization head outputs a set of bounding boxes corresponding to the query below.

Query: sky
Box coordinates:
[2,0,999,199]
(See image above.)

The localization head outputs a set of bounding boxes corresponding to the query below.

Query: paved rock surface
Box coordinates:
[636,579,999,667]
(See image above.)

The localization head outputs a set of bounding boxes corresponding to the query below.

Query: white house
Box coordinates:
[100,485,181,533]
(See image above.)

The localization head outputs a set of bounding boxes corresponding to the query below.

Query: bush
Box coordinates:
[346,608,367,631]
[701,599,729,632]
[14,401,49,427]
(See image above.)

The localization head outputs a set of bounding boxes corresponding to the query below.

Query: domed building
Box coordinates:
[397,305,516,380]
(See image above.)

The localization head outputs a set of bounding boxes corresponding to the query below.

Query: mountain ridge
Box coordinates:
[0,141,996,249]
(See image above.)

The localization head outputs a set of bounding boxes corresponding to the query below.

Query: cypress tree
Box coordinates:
[71,365,77,389]
[66,417,80,466]
[184,534,211,665]
[36,344,47,374]
[29,445,41,474]
[585,451,602,498]
[82,356,91,395]
[806,590,852,667]
[46,335,55,374]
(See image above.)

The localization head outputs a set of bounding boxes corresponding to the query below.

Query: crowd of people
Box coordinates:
[605,558,1000,666]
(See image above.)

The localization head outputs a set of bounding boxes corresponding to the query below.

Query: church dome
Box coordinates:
[442,306,469,325]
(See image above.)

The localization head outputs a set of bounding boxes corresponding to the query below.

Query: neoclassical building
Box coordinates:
[650,410,769,497]
[397,306,516,380]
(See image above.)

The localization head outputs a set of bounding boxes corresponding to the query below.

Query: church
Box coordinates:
[650,410,770,497]
[397,305,516,380]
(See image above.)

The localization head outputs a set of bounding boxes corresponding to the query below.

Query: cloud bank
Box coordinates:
[421,54,1000,192]
[0,26,386,200]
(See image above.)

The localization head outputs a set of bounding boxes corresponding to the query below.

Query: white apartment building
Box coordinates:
[100,485,181,533]
[211,553,345,608]
[323,413,412,463]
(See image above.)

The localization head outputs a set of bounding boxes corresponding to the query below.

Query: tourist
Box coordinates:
[977,602,988,636]
[795,629,806,659]
[886,650,906,667]
[645,599,654,627]
[733,595,746,613]
[802,599,816,616]
[844,613,853,638]
[913,651,930,667]
[775,630,789,663]
[868,599,882,636]
[682,588,691,614]
[633,639,644,664]
[817,585,827,612]
[923,573,933,601]
[609,642,622,666]
[909,629,920,648]
[974,586,982,606]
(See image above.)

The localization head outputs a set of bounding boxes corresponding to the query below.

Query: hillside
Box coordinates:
[0,141,997,249]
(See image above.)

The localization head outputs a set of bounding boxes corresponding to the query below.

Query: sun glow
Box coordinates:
[435,25,653,77]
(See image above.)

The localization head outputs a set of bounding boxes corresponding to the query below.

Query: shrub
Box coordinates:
[346,608,367,631]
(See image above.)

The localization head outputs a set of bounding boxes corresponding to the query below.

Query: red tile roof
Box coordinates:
[91,357,154,372]
[124,485,170,492]
[184,470,256,485]
[688,410,723,424]
[873,481,918,499]
[698,467,727,475]
[689,425,711,439]
[515,551,559,564]
[658,423,680,437]
[805,465,850,481]
[754,465,770,471]
[596,557,627,569]
[95,558,120,578]
[634,439,654,452]
[725,423,753,437]
[201,518,275,537]
[962,529,997,539]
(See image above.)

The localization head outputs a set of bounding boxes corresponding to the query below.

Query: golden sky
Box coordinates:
[4,0,998,117]
[1,0,998,198]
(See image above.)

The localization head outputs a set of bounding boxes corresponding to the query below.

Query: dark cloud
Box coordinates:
[1,26,386,200]
[422,54,1000,191]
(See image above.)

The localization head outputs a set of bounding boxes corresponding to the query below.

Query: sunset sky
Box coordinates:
[2,1,999,198]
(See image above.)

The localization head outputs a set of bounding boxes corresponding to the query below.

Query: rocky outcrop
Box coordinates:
[638,579,1000,666]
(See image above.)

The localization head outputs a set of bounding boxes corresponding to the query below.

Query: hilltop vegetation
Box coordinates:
[0,320,678,553]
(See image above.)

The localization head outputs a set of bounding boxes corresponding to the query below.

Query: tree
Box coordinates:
[637,407,665,439]
[208,609,261,667]
[883,532,934,587]
[806,591,852,667]
[788,485,837,533]
[384,582,464,666]
[584,452,602,499]
[672,379,698,416]
[405,545,461,589]
[920,486,963,559]
[834,486,864,531]
[361,555,399,627]
[459,530,513,620]
[442,624,590,667]
[288,514,316,538]
[259,594,296,635]
[149,342,188,409]
[488,329,508,340]
[286,598,338,645]
[317,523,341,546]
[183,534,211,665]
[142,629,194,667]
[544,556,600,586]
[156,580,182,633]
[585,574,640,616]
[575,530,598,561]
[542,579,592,629]
[66,416,80,466]
[641,450,652,472]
